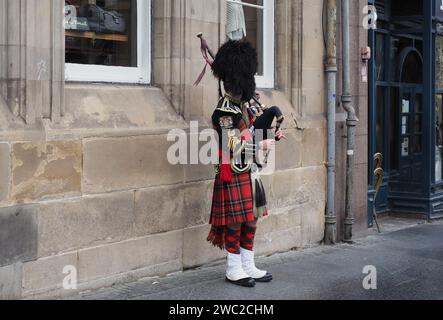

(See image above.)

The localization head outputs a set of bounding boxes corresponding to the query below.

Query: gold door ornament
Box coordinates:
[372,153,383,233]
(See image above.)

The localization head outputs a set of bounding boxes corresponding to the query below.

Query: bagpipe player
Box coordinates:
[198,38,285,288]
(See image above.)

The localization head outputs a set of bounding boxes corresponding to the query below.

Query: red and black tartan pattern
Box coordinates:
[240,224,257,251]
[225,228,241,254]
[207,106,262,250]
[207,172,256,250]
[209,172,256,226]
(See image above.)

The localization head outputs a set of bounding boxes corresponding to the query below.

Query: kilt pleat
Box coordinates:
[209,172,256,226]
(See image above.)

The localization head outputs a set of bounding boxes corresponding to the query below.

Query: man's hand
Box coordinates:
[275,129,286,141]
[260,139,276,151]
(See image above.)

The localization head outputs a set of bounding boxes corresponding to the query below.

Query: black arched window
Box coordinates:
[400,49,423,84]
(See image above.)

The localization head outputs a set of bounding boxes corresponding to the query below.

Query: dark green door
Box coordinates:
[390,86,424,194]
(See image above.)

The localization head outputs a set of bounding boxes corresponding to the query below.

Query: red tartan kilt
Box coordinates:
[210,171,256,226]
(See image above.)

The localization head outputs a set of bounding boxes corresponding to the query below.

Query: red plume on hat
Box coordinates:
[194,33,214,86]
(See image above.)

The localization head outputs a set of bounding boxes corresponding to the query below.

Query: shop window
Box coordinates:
[375,33,385,81]
[436,94,443,181]
[375,0,386,18]
[413,94,423,154]
[389,37,402,82]
[437,0,443,19]
[389,87,400,171]
[242,0,275,88]
[376,87,386,155]
[389,37,423,84]
[64,0,151,83]
[436,36,443,89]
[391,0,423,17]
[389,37,421,83]
[400,50,423,84]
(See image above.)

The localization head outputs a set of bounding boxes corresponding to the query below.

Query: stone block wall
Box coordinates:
[0,0,368,299]
[0,129,326,299]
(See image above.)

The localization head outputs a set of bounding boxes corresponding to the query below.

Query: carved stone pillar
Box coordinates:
[275,0,303,116]
[0,0,65,124]
[152,0,223,121]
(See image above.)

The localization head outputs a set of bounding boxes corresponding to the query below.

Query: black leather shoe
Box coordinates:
[225,277,256,287]
[255,273,273,283]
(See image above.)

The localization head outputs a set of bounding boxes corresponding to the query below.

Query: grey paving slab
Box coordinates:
[73,220,443,300]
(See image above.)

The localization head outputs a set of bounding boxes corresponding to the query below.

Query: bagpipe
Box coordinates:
[194,33,285,142]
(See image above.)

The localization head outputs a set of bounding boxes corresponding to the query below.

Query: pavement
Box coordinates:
[73,218,443,300]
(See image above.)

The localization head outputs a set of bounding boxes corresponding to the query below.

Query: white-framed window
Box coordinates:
[64,0,151,84]
[243,0,275,88]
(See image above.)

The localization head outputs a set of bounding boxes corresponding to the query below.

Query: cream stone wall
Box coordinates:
[0,0,368,299]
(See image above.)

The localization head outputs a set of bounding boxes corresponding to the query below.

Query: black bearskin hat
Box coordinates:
[211,40,258,102]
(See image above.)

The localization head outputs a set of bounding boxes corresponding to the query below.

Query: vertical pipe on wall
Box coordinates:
[324,0,338,245]
[341,0,359,242]
[424,0,434,218]
[0,0,7,99]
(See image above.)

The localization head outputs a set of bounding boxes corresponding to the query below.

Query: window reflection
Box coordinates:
[244,0,264,76]
[390,87,400,171]
[375,34,385,81]
[64,0,137,67]
[436,95,443,181]
[436,36,443,89]
[376,87,386,155]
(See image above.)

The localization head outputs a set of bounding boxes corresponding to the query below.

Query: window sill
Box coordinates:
[45,83,188,140]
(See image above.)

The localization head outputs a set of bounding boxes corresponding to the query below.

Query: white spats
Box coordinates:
[240,248,267,279]
[226,252,251,282]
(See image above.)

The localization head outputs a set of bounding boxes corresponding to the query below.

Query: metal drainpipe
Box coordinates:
[341,0,359,242]
[324,0,338,245]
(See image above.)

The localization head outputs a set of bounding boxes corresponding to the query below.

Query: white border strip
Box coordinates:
[65,0,151,84]
[226,0,265,10]
[255,0,275,89]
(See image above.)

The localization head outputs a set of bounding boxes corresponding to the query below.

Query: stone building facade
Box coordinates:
[0,0,368,299]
